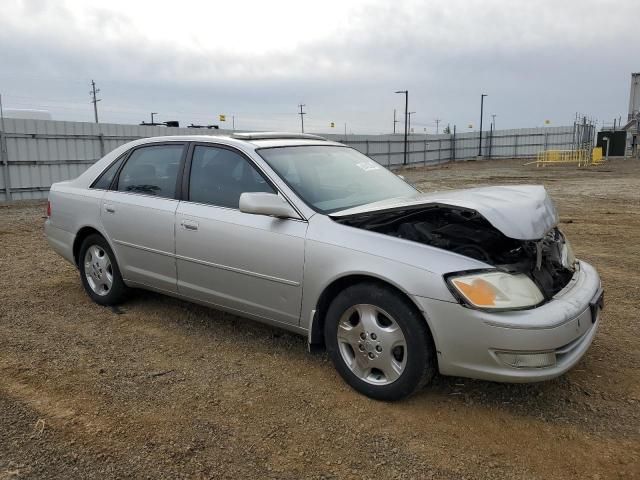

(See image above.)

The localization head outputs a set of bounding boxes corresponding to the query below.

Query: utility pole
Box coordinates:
[298,104,306,133]
[434,118,441,134]
[491,113,496,130]
[408,112,416,133]
[344,123,347,136]
[478,93,487,157]
[89,80,101,124]
[232,115,235,131]
[393,109,399,134]
[395,90,409,165]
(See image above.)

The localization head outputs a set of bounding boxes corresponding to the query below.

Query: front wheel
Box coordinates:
[78,234,129,306]
[325,282,436,401]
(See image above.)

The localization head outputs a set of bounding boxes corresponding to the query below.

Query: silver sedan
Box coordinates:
[45,132,603,400]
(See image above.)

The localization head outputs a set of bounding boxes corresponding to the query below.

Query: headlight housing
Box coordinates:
[561,235,576,270]
[446,270,544,311]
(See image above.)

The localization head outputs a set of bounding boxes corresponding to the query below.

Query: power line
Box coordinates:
[89,80,101,124]
[298,103,306,133]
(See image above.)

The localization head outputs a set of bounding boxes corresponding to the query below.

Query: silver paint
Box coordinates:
[44,134,602,384]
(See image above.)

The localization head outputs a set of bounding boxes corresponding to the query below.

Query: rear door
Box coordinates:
[101,142,187,293]
[175,144,307,326]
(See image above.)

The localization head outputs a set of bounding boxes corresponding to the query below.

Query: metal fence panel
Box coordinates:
[0,119,577,202]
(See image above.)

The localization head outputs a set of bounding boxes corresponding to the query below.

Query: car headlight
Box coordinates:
[561,235,576,270]
[446,270,544,311]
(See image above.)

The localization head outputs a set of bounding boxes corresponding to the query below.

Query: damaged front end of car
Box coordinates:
[333,198,576,309]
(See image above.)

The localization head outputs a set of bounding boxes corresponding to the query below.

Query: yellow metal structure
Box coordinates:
[591,147,604,165]
[535,148,605,167]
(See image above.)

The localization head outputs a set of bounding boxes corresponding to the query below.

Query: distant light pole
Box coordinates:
[408,112,416,133]
[151,112,158,124]
[491,114,496,130]
[395,90,408,165]
[393,109,399,134]
[435,118,441,134]
[298,104,306,133]
[478,94,487,156]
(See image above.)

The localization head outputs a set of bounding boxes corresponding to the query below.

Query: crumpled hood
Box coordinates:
[330,185,558,240]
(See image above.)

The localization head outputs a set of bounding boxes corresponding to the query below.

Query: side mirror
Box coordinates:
[239,192,301,219]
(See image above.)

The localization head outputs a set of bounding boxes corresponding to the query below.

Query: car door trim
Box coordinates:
[175,253,301,287]
[112,238,175,258]
[114,238,300,287]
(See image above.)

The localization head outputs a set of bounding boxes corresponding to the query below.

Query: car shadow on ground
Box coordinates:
[120,289,596,430]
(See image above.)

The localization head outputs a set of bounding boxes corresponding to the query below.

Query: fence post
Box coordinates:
[98,133,106,157]
[424,140,427,165]
[514,134,519,158]
[438,139,441,163]
[388,140,391,167]
[452,126,457,162]
[0,122,11,202]
[543,131,548,152]
[365,139,369,157]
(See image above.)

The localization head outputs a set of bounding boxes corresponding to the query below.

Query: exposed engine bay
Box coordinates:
[335,205,575,299]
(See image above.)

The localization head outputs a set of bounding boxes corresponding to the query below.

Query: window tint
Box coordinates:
[92,155,125,190]
[116,145,184,198]
[189,146,275,208]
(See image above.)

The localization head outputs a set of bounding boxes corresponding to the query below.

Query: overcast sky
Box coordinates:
[0,0,638,133]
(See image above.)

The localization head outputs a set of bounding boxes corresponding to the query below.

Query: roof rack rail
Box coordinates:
[231,132,327,141]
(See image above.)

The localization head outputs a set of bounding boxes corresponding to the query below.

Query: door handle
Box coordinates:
[104,204,115,214]
[181,220,199,231]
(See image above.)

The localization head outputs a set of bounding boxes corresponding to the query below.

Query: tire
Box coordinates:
[324,282,436,401]
[78,234,129,306]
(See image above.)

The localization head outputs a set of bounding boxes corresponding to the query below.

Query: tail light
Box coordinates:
[46,200,51,218]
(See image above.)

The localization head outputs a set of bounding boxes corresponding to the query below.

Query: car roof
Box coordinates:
[134,133,345,150]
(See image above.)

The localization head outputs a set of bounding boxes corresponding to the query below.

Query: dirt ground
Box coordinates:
[1,157,639,479]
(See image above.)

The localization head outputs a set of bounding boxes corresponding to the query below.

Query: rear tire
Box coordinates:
[78,234,129,306]
[325,282,436,401]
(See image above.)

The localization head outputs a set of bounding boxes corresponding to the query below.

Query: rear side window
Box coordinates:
[92,155,125,190]
[116,145,184,198]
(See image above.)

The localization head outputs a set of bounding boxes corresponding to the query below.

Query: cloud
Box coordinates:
[0,0,637,132]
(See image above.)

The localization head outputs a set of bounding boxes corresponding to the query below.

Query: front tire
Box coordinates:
[325,282,436,401]
[78,234,129,306]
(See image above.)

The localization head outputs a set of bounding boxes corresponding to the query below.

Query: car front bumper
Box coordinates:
[414,260,602,383]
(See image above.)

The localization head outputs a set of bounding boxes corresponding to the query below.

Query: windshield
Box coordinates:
[257,145,416,214]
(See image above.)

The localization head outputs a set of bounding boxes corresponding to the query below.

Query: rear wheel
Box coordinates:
[325,282,436,401]
[78,234,128,305]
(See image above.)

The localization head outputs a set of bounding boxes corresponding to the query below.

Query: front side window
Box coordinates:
[258,146,416,213]
[188,146,275,208]
[116,144,184,198]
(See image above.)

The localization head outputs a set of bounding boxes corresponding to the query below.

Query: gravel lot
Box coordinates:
[1,157,639,479]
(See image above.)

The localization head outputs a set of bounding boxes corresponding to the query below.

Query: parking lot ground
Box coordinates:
[1,157,639,479]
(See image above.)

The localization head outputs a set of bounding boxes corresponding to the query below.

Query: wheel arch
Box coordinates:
[309,273,438,355]
[72,225,116,267]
